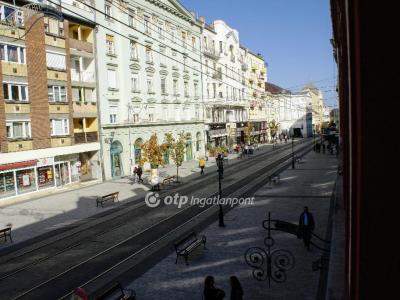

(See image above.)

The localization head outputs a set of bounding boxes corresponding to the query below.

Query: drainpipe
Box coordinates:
[92,11,106,182]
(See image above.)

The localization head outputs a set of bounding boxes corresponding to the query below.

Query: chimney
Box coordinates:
[199,16,205,24]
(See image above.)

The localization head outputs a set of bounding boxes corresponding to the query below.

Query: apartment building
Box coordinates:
[94,0,205,179]
[0,0,101,201]
[200,18,248,150]
[240,47,267,143]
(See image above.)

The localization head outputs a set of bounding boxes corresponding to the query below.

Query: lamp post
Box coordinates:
[216,154,225,227]
[291,134,295,169]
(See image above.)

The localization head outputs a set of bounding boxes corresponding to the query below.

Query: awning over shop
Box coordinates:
[0,160,38,171]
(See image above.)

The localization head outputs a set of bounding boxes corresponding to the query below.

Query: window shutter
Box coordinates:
[46,52,66,70]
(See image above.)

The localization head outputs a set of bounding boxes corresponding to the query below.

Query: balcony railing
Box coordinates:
[74,131,98,144]
[69,38,93,53]
[71,70,95,83]
[203,47,219,59]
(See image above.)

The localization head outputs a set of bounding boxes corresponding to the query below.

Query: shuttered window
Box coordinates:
[46,52,66,70]
[107,69,117,89]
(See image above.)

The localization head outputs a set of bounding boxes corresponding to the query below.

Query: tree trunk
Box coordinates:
[176,165,179,183]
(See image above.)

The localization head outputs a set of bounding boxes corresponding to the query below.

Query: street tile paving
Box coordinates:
[127,151,338,300]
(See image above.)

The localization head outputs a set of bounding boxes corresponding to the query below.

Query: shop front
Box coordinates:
[235,122,247,144]
[0,150,101,200]
[206,124,227,148]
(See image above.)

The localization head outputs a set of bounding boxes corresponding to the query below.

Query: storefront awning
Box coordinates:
[0,160,38,171]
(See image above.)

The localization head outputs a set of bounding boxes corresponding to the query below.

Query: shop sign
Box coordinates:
[37,157,54,168]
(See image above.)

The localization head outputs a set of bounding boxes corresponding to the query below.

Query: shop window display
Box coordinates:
[37,166,54,189]
[16,168,36,194]
[0,172,16,199]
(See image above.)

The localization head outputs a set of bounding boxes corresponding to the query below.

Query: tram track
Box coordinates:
[0,140,312,300]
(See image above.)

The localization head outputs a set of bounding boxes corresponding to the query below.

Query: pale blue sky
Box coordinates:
[179,0,337,107]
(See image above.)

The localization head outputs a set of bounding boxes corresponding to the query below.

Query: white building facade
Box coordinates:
[94,0,205,179]
[200,19,248,150]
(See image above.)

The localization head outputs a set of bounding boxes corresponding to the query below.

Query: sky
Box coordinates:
[179,0,338,107]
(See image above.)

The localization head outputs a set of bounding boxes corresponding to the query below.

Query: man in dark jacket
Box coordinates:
[299,206,315,250]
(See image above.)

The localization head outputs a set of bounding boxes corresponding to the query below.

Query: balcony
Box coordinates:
[203,47,219,60]
[74,131,98,144]
[71,70,95,83]
[73,101,97,117]
[212,71,222,80]
[69,38,93,53]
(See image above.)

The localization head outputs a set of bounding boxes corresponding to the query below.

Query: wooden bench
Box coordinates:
[96,192,119,207]
[0,226,12,243]
[94,282,136,300]
[174,231,206,265]
[161,175,175,187]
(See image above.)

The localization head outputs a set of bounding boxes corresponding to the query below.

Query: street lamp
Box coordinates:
[216,154,225,227]
[291,134,295,169]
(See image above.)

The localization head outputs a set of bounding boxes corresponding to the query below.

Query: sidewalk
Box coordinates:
[126,150,338,300]
[0,142,281,250]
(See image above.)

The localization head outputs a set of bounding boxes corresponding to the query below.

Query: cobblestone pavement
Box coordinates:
[0,142,286,250]
[127,151,338,300]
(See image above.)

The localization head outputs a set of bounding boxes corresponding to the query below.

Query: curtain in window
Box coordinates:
[7,46,18,62]
[13,123,23,137]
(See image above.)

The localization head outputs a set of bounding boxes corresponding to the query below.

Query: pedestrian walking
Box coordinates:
[131,165,137,182]
[230,276,243,300]
[199,157,206,175]
[136,165,143,184]
[322,143,326,153]
[204,276,225,300]
[298,206,315,250]
[284,135,288,143]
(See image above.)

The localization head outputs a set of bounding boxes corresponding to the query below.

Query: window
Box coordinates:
[48,86,66,102]
[105,3,111,20]
[131,73,139,91]
[3,83,28,101]
[107,69,117,89]
[130,41,138,60]
[0,44,25,63]
[144,16,150,34]
[173,79,178,95]
[171,28,175,42]
[192,36,196,49]
[203,36,207,49]
[6,121,31,139]
[181,31,186,47]
[147,78,154,93]
[145,47,153,63]
[109,105,118,123]
[106,35,115,55]
[158,24,163,38]
[132,113,139,123]
[46,52,66,70]
[184,82,189,97]
[50,119,69,136]
[213,83,217,99]
[161,78,166,94]
[148,113,154,122]
[44,17,64,36]
[194,82,198,97]
[219,41,223,53]
[128,10,135,27]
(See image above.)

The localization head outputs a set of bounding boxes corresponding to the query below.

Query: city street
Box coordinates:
[0,139,313,299]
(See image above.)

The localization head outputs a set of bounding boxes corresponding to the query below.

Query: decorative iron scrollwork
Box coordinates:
[244,212,295,286]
